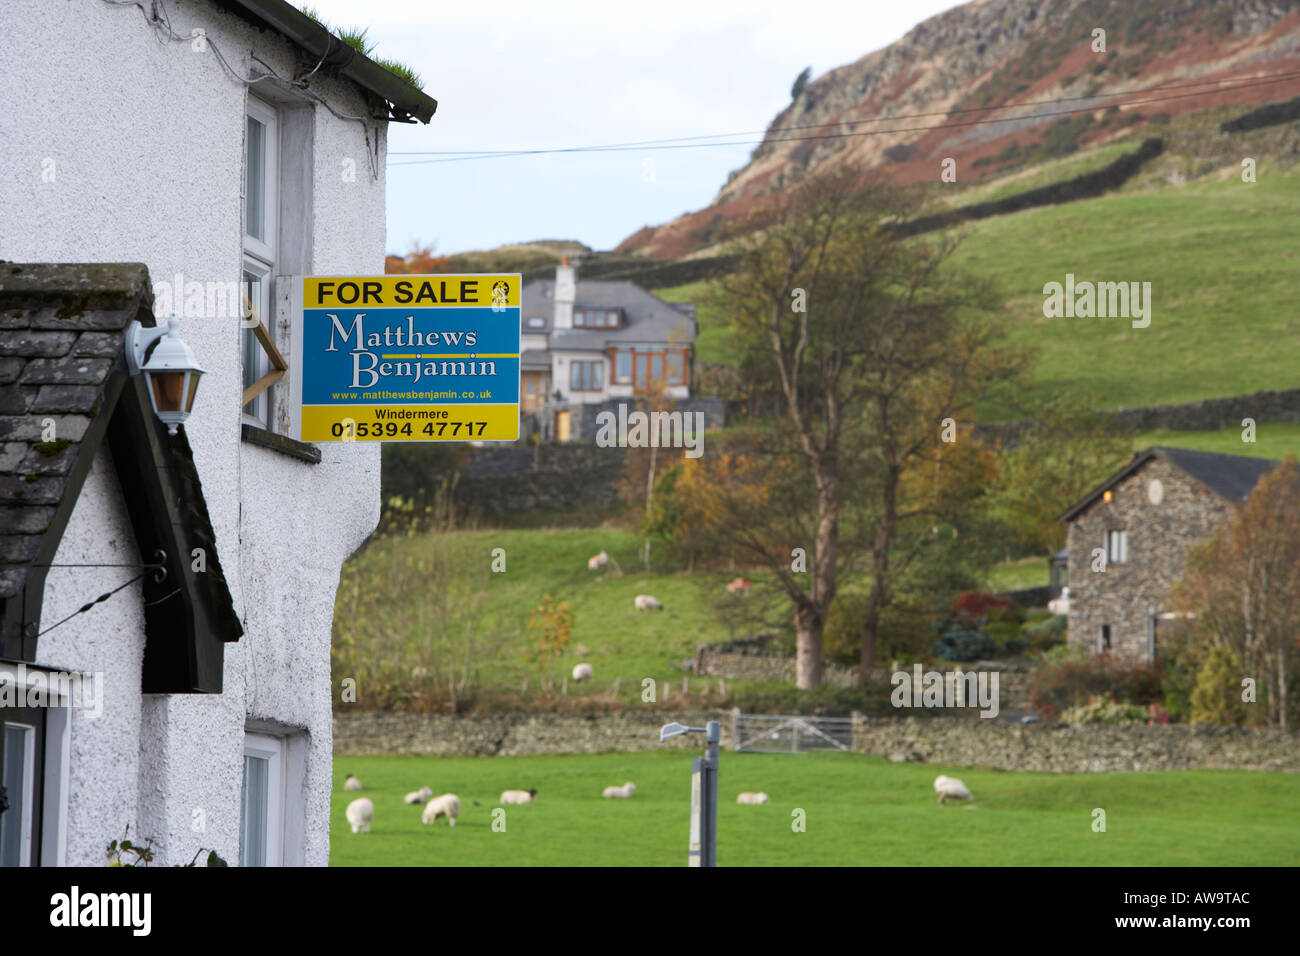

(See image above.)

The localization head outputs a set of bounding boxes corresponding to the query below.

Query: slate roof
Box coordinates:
[0,263,241,675]
[1060,445,1281,523]
[521,350,552,371]
[521,278,696,353]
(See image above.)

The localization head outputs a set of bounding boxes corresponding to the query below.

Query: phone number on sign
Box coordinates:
[331,420,488,438]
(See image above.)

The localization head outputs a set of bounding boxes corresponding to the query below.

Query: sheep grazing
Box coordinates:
[345,797,374,833]
[572,662,594,682]
[403,786,434,805]
[500,789,537,804]
[602,781,636,799]
[343,774,362,791]
[588,550,609,571]
[736,792,770,805]
[634,594,663,611]
[934,775,974,806]
[725,578,752,595]
[422,793,461,827]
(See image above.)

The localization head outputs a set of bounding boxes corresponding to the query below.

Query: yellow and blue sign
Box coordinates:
[292,274,521,442]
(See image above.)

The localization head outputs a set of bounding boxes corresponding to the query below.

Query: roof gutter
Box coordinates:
[219,0,437,124]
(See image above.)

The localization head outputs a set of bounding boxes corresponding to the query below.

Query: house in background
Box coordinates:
[520,257,699,439]
[0,0,435,866]
[1059,446,1278,661]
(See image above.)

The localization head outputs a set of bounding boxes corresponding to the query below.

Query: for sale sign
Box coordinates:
[290,274,521,442]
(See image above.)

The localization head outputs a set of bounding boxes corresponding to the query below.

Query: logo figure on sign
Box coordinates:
[491,279,509,311]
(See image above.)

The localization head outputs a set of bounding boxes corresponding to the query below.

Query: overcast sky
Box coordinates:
[302,0,963,256]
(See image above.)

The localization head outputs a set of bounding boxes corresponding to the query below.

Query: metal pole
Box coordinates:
[702,720,719,867]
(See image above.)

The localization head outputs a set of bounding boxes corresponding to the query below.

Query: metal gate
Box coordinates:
[730,713,854,754]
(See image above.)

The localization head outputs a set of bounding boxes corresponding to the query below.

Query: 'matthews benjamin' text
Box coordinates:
[324,313,499,388]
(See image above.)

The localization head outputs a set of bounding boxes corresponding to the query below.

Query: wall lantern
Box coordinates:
[125,316,206,435]
[1103,489,1114,503]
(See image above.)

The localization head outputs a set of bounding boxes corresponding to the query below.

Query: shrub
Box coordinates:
[949,591,1011,624]
[931,621,995,662]
[1021,613,1067,651]
[1059,694,1148,724]
[1028,654,1163,721]
[1189,646,1249,726]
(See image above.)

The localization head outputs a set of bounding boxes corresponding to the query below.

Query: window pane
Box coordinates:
[650,356,663,382]
[593,363,602,389]
[1,724,33,867]
[240,754,269,867]
[245,116,265,241]
[667,353,683,383]
[616,353,631,381]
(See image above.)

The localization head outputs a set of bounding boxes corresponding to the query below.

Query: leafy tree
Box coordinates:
[686,168,1022,686]
[1169,456,1300,729]
[990,394,1133,554]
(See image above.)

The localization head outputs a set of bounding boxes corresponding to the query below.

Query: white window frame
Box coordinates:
[242,96,280,429]
[1106,529,1128,565]
[0,663,72,868]
[240,732,285,867]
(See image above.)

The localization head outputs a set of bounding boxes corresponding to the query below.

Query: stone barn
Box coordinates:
[1059,446,1278,661]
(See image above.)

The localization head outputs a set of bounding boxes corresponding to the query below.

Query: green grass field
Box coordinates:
[329,750,1300,866]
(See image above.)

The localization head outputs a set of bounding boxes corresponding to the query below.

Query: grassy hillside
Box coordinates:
[330,750,1300,866]
[657,153,1300,418]
[333,528,771,710]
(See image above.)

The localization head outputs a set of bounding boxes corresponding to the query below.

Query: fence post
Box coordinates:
[851,709,863,752]
[730,706,741,751]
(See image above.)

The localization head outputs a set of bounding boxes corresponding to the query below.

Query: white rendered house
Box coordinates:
[0,0,435,866]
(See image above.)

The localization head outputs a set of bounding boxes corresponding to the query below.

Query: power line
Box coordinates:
[389,69,1300,156]
[388,70,1300,167]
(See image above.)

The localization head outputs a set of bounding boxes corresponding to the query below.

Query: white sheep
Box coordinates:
[736,792,770,805]
[422,793,461,826]
[345,797,374,833]
[602,781,636,799]
[500,788,537,804]
[343,774,362,791]
[572,662,594,682]
[634,594,663,611]
[934,775,974,805]
[403,786,434,805]
[588,551,609,571]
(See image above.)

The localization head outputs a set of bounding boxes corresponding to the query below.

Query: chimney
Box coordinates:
[554,254,575,330]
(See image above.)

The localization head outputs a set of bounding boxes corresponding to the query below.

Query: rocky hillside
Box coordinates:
[618,0,1300,259]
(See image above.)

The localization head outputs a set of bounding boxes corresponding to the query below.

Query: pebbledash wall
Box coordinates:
[332,711,1300,772]
[1,1,385,864]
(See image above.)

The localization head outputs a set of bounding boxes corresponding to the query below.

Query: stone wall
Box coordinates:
[973,387,1300,449]
[455,442,628,513]
[1067,456,1228,658]
[334,710,732,756]
[851,716,1299,773]
[335,709,1299,772]
[690,635,859,687]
